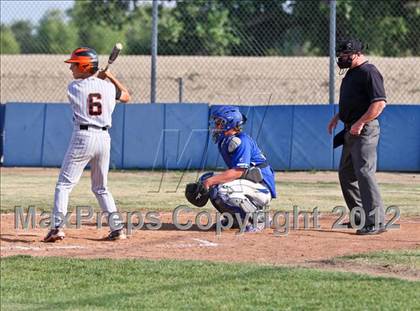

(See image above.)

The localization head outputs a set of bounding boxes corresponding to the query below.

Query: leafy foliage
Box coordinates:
[36,10,78,54]
[0,24,21,54]
[2,0,420,56]
[10,21,37,53]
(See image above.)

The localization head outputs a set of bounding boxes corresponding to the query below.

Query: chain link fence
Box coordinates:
[1,0,419,104]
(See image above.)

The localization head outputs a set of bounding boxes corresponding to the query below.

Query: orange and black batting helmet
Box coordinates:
[65,47,99,74]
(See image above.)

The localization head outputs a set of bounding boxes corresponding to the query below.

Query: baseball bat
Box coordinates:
[103,43,123,71]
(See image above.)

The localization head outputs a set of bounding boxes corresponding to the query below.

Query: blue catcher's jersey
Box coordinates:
[218,132,277,198]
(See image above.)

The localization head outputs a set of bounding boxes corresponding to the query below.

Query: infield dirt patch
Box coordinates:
[1,212,419,280]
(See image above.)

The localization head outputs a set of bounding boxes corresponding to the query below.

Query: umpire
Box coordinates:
[328,38,387,235]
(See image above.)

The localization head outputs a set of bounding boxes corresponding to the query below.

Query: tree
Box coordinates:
[36,10,77,53]
[11,21,37,53]
[124,4,183,55]
[170,1,240,55]
[212,0,293,56]
[68,0,129,54]
[335,0,413,56]
[124,6,152,55]
[405,0,420,55]
[66,0,419,57]
[157,6,184,55]
[0,24,21,54]
[81,24,127,54]
[289,0,328,56]
[69,0,130,44]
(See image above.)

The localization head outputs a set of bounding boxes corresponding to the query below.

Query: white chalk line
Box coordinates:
[160,238,218,249]
[1,245,87,251]
[2,239,219,251]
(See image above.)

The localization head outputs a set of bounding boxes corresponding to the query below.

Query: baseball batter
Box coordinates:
[44,47,131,242]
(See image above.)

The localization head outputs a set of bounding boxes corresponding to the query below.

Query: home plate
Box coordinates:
[192,239,218,247]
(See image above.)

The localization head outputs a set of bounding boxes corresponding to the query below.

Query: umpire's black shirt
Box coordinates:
[339,61,387,125]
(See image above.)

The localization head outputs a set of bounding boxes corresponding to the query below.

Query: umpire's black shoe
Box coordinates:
[343,212,362,228]
[342,221,360,229]
[356,224,387,235]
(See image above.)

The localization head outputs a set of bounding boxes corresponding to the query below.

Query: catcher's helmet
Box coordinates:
[210,106,246,143]
[65,47,99,73]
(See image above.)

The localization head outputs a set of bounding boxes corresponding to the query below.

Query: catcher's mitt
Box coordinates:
[185,182,209,207]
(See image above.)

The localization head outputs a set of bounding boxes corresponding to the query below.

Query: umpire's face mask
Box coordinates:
[336,53,355,69]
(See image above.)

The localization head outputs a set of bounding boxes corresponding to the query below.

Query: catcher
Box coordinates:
[185,106,276,232]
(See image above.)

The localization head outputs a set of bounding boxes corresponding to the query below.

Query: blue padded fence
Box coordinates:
[42,104,73,166]
[377,105,420,171]
[4,103,46,166]
[2,103,420,171]
[0,104,5,160]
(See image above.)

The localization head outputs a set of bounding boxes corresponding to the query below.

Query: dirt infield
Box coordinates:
[1,55,419,104]
[2,168,419,280]
[2,213,419,279]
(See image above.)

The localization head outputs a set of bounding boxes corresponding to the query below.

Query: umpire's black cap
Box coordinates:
[336,38,365,56]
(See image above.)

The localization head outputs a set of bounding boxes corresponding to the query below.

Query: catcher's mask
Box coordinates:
[65,47,99,74]
[336,39,365,70]
[210,106,247,143]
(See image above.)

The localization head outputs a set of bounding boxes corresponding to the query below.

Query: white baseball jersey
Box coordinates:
[53,76,120,231]
[67,76,117,128]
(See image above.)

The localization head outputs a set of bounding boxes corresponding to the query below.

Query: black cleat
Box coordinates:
[342,221,361,229]
[356,224,387,235]
[107,229,127,241]
[44,228,65,242]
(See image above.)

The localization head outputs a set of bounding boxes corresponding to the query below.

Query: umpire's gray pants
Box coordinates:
[338,119,385,226]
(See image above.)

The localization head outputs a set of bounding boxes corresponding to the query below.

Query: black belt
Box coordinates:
[80,125,108,131]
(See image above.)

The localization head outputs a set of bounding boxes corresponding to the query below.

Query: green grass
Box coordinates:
[337,249,420,271]
[1,256,419,311]
[1,169,419,215]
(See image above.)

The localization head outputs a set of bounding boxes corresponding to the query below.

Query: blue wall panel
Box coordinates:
[109,104,125,169]
[251,106,294,170]
[3,103,419,171]
[42,103,126,168]
[378,105,420,171]
[123,104,164,168]
[0,104,5,161]
[203,138,226,170]
[203,105,223,170]
[238,105,255,136]
[291,105,334,170]
[164,104,209,169]
[4,103,45,166]
[41,104,73,166]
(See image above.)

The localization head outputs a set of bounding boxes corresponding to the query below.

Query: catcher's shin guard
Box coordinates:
[209,185,259,222]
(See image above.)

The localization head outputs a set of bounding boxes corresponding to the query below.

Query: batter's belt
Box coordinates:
[79,124,108,131]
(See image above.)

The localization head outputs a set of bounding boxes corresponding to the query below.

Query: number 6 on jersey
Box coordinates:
[88,93,102,116]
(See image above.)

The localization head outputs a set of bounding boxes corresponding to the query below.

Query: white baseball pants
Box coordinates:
[53,127,117,227]
[217,179,272,209]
